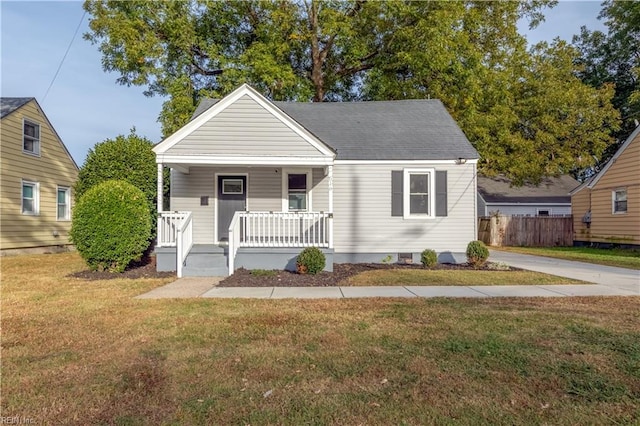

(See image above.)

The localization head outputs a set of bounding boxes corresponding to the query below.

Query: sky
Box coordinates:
[1,1,608,166]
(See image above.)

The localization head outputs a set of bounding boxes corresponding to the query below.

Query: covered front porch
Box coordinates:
[155,164,335,277]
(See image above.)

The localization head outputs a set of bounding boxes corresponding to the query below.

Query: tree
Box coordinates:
[75,130,158,234]
[84,0,619,184]
[572,0,640,170]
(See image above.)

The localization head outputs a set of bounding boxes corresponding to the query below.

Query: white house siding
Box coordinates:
[170,166,330,244]
[332,163,476,254]
[482,204,571,216]
[165,94,325,157]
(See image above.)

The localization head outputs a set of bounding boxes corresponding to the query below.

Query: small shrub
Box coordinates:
[466,240,490,268]
[420,249,438,268]
[486,261,511,271]
[296,247,326,275]
[70,180,151,273]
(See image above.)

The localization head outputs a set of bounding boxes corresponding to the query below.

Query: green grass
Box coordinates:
[341,269,585,286]
[2,252,640,425]
[494,246,640,269]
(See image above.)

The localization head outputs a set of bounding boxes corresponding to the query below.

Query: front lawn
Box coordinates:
[2,252,639,425]
[494,246,640,270]
[340,269,585,286]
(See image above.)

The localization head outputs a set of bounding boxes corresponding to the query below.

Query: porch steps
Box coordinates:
[182,245,229,277]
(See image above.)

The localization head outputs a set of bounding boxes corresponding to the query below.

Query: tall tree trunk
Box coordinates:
[308,0,325,102]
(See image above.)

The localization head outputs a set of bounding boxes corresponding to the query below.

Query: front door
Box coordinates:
[217,175,247,241]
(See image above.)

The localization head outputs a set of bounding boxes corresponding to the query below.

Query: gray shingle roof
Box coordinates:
[192,98,479,161]
[478,174,580,204]
[1,97,33,118]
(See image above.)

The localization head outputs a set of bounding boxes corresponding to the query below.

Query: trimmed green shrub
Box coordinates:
[74,131,159,238]
[421,249,438,268]
[466,240,490,268]
[296,247,326,275]
[70,180,152,273]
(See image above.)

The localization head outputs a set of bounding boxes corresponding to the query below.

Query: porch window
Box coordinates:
[288,173,307,211]
[222,179,243,194]
[613,189,627,214]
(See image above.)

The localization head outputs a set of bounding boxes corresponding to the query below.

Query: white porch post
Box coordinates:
[157,163,164,213]
[328,165,334,249]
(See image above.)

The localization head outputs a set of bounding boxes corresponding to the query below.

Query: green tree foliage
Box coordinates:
[70,180,151,273]
[75,130,158,233]
[572,0,640,170]
[84,0,620,184]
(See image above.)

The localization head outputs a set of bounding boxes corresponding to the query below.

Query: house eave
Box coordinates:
[157,154,335,167]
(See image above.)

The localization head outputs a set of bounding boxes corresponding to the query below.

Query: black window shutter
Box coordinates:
[436,170,448,217]
[391,171,403,216]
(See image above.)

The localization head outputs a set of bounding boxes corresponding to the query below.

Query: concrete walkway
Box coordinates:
[135,251,639,299]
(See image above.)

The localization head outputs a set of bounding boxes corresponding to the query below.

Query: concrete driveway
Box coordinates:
[489,250,640,294]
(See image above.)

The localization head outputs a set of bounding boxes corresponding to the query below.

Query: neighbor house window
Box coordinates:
[22,180,39,215]
[537,209,551,217]
[613,189,627,213]
[288,173,308,211]
[23,119,40,155]
[403,169,435,218]
[57,186,71,220]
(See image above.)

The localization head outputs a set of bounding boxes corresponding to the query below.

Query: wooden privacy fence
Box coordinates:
[478,215,573,247]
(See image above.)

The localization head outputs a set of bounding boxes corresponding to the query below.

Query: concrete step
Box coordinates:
[182,265,229,277]
[186,253,227,268]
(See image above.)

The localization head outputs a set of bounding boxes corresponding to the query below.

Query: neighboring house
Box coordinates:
[0,98,79,254]
[477,174,579,217]
[153,84,479,277]
[571,125,640,247]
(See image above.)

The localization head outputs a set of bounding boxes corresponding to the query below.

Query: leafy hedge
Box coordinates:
[70,180,151,273]
[74,131,158,237]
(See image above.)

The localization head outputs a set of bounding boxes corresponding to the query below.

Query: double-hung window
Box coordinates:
[392,169,447,218]
[23,119,40,156]
[22,180,39,215]
[57,186,71,220]
[403,169,435,218]
[287,173,308,211]
[613,189,627,214]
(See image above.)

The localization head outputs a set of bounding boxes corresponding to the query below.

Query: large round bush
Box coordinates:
[296,247,326,275]
[74,132,159,236]
[70,180,152,272]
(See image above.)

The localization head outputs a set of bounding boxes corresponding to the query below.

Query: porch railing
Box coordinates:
[157,211,193,278]
[228,211,333,274]
[157,211,191,247]
[176,212,193,278]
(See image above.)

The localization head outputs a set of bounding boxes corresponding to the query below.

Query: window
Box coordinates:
[403,169,435,218]
[222,179,243,194]
[23,119,40,155]
[288,173,308,211]
[537,209,551,217]
[613,189,627,214]
[57,186,71,220]
[22,181,39,215]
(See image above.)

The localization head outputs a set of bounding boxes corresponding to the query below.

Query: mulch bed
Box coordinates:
[69,255,176,281]
[70,257,515,285]
[218,262,513,287]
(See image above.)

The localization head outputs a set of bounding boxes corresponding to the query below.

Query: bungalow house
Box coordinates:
[570,124,640,247]
[477,174,579,217]
[0,98,79,254]
[153,84,479,277]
